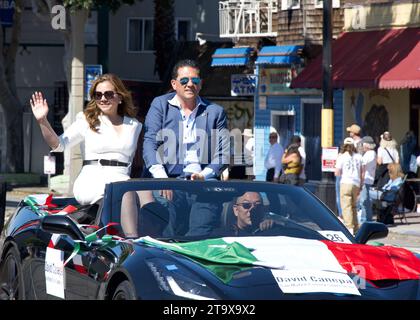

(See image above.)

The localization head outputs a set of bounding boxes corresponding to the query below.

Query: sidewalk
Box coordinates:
[4,185,420,243]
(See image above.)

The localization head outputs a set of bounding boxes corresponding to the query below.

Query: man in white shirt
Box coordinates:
[358,136,377,224]
[264,132,284,182]
[143,59,228,237]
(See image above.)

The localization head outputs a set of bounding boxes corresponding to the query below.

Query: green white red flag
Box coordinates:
[138,236,420,281]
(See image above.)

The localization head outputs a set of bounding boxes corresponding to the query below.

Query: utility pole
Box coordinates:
[316,0,336,212]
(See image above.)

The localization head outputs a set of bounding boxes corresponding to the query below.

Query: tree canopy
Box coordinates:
[62,0,137,11]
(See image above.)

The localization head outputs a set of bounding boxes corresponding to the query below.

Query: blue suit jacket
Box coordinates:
[143,92,229,178]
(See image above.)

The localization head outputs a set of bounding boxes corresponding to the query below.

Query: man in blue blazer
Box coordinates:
[143,59,229,181]
[142,59,229,236]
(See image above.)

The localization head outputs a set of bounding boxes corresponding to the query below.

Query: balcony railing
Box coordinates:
[219,0,278,38]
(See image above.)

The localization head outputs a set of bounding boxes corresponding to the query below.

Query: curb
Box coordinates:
[7,189,62,197]
[387,231,420,243]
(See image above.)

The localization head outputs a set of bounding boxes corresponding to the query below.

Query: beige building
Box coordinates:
[293,1,420,145]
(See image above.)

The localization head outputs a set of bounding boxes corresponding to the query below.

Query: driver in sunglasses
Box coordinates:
[231,192,274,235]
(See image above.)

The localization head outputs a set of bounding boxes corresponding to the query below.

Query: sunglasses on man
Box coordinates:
[178,77,201,86]
[93,91,118,101]
[235,202,263,210]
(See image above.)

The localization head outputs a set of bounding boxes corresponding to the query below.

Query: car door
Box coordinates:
[30,231,91,300]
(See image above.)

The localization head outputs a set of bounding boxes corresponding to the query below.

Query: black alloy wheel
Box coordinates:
[112,280,136,300]
[0,248,23,300]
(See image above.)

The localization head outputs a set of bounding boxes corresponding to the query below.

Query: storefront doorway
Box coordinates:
[271,111,295,152]
[410,89,420,140]
[302,100,322,181]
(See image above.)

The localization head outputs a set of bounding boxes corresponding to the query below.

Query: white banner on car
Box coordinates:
[45,247,65,299]
[272,269,361,296]
[223,236,346,272]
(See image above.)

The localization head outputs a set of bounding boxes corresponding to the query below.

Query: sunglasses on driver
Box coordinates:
[235,202,262,210]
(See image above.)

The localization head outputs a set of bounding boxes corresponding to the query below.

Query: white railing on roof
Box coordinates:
[219,0,278,38]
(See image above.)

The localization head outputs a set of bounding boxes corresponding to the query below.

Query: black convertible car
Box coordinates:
[1,179,420,300]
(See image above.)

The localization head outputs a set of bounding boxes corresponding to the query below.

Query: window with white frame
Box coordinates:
[314,0,340,9]
[127,18,154,52]
[176,18,192,41]
[281,0,300,10]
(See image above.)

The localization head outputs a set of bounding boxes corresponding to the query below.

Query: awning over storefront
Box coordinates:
[291,28,420,89]
[211,47,253,66]
[256,45,303,65]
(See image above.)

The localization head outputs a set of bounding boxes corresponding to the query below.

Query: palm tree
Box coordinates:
[153,0,176,90]
[0,0,23,172]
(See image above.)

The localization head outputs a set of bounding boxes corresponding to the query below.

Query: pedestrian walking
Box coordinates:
[358,136,377,224]
[290,135,306,185]
[279,143,302,186]
[346,124,363,154]
[335,144,345,218]
[375,131,399,189]
[335,137,363,235]
[264,132,283,182]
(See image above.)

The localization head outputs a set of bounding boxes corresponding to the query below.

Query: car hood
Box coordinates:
[132,236,420,299]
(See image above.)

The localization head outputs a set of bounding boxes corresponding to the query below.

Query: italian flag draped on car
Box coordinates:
[138,236,420,281]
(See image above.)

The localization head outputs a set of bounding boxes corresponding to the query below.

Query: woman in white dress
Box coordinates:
[30,73,142,206]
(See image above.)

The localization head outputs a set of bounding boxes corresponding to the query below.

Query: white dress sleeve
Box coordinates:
[51,112,87,152]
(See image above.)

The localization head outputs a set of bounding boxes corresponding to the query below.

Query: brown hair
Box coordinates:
[342,143,356,155]
[387,163,404,180]
[84,73,137,132]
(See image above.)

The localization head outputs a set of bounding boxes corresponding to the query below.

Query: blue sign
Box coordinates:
[85,65,103,101]
[231,74,257,96]
[0,0,15,27]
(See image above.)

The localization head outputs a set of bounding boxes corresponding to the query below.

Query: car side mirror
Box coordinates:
[41,215,85,241]
[354,221,388,244]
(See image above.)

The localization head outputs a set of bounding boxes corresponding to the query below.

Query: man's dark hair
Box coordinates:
[171,59,200,79]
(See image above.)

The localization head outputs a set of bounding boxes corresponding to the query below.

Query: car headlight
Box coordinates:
[146,258,219,300]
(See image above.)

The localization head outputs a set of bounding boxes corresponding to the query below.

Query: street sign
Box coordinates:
[0,0,15,27]
[321,147,339,172]
[85,64,103,101]
[231,74,256,96]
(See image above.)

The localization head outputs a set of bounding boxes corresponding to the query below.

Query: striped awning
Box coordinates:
[291,28,420,89]
[256,45,303,65]
[211,47,253,67]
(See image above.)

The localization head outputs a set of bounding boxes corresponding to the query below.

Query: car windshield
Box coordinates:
[110,180,354,244]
